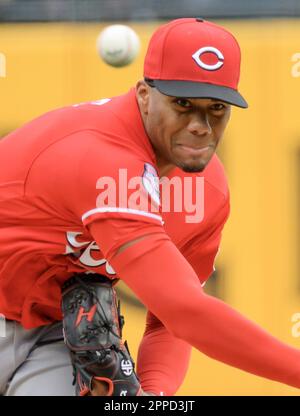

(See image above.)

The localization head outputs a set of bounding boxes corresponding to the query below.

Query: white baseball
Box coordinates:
[96,24,140,67]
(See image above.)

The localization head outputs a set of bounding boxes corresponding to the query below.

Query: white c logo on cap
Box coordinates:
[192,46,224,71]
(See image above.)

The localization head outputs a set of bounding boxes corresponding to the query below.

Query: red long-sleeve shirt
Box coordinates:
[0,88,228,329]
[0,88,232,395]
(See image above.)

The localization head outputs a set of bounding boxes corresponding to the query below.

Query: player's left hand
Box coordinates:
[61,274,142,396]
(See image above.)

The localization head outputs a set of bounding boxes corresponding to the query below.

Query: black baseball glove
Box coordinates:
[61,274,141,396]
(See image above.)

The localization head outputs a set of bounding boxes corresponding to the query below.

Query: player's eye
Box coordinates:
[175,99,192,109]
[210,103,227,112]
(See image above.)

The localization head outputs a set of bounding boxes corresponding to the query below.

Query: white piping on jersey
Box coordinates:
[82,207,163,224]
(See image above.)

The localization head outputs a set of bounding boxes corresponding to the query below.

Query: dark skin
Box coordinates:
[90,80,231,396]
[136,80,231,177]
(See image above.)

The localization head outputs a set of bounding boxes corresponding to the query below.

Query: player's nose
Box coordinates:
[186,113,212,136]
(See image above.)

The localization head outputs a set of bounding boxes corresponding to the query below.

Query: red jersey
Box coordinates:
[0,88,229,328]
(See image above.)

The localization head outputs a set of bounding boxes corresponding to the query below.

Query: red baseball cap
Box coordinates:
[144,18,248,108]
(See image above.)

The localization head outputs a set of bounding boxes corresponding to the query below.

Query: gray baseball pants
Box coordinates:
[0,320,75,396]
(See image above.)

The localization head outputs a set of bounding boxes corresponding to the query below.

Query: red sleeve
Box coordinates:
[70,131,162,228]
[136,310,192,396]
[24,130,162,232]
[89,231,300,391]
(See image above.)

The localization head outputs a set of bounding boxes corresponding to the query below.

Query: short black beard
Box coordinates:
[179,163,206,173]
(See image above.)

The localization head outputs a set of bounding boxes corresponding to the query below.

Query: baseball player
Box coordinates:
[0,18,300,396]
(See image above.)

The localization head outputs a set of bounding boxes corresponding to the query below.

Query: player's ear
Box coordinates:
[136,80,150,115]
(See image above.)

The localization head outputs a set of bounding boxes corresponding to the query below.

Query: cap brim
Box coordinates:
[152,80,248,108]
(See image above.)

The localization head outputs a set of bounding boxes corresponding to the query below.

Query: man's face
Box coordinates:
[136,81,231,173]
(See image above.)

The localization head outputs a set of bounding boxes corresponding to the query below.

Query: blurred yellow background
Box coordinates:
[0,20,299,395]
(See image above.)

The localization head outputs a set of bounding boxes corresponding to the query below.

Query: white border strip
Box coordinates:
[82,207,163,224]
